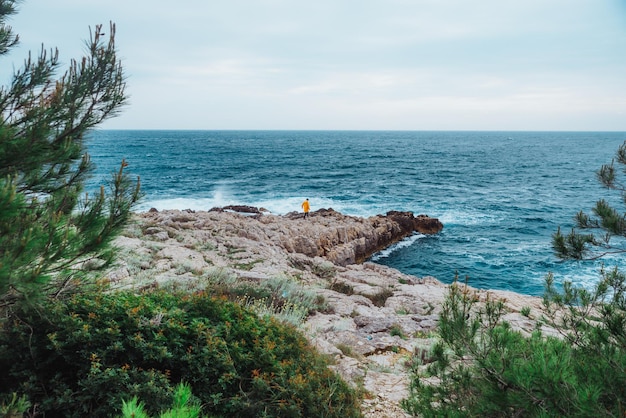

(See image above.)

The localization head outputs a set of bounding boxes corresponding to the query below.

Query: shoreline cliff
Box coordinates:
[109,207,547,418]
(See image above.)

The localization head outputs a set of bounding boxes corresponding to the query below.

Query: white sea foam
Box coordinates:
[436,209,504,227]
[370,233,425,261]
[253,196,341,216]
[136,198,221,212]
[136,183,241,211]
[137,194,383,217]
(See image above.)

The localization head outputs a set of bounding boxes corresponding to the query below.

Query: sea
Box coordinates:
[86,130,626,297]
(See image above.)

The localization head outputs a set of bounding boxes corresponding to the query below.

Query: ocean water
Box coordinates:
[86,130,626,296]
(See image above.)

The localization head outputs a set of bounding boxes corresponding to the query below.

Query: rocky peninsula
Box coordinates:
[108,207,548,418]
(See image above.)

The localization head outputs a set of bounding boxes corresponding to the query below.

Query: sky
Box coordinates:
[3,0,626,131]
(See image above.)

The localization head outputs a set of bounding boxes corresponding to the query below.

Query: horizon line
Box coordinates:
[95,128,626,133]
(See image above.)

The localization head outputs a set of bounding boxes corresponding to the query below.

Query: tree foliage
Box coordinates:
[553,140,626,260]
[0,0,140,311]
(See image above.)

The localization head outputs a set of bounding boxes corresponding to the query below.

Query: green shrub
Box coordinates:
[205,273,326,324]
[120,383,201,418]
[0,392,30,417]
[239,295,310,326]
[402,273,626,417]
[260,275,320,312]
[329,280,355,296]
[0,288,362,418]
[364,287,393,307]
[389,324,406,339]
[312,261,337,279]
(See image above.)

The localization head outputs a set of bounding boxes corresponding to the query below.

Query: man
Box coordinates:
[301,198,310,219]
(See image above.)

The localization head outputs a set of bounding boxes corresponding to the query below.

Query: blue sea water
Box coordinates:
[86,130,626,297]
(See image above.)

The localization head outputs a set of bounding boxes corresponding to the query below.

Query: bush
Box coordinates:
[120,383,201,418]
[0,288,362,418]
[401,273,626,417]
[364,287,394,307]
[195,271,326,324]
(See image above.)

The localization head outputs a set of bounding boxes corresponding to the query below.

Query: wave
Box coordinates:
[136,184,241,212]
[435,208,504,227]
[135,191,404,218]
[370,233,426,261]
[136,195,378,216]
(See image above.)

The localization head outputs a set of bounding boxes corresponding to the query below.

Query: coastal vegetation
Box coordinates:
[3,0,626,416]
[0,3,361,417]
[0,3,139,312]
[0,285,362,417]
[402,143,626,417]
[553,140,626,261]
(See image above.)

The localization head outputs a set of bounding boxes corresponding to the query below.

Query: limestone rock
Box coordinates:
[109,207,547,418]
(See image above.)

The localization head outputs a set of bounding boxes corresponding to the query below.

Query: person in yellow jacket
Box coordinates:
[301,198,310,219]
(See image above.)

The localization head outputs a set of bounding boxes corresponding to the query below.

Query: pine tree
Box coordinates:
[0,0,140,311]
[553,140,626,260]
[402,141,626,417]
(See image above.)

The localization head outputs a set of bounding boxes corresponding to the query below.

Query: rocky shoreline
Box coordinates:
[108,207,548,418]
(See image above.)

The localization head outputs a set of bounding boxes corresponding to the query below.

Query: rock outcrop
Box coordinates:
[208,206,443,266]
[109,207,545,418]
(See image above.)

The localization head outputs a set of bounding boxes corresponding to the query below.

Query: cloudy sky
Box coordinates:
[4,0,626,130]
